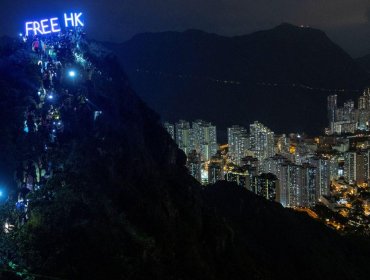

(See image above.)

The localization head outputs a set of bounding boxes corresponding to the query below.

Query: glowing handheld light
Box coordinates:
[68,70,76,77]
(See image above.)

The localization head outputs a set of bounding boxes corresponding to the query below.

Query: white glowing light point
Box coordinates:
[69,70,76,77]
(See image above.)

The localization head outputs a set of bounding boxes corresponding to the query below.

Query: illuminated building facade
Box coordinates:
[344,151,370,184]
[328,89,370,134]
[261,154,288,175]
[175,120,193,155]
[192,120,218,161]
[225,166,249,188]
[249,121,275,162]
[208,162,224,184]
[308,156,330,199]
[163,122,175,140]
[187,150,202,182]
[254,173,278,201]
[227,125,249,165]
[327,94,337,134]
[301,164,317,207]
[277,163,306,207]
[344,152,357,184]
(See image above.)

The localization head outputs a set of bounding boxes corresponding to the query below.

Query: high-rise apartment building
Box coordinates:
[163,122,175,140]
[344,151,370,184]
[208,162,224,184]
[187,150,202,182]
[301,164,317,207]
[277,162,307,208]
[261,154,288,177]
[327,89,370,134]
[228,125,249,165]
[344,152,357,184]
[254,173,278,202]
[327,94,337,133]
[175,120,193,155]
[249,121,275,162]
[308,156,330,199]
[224,166,249,188]
[192,120,218,161]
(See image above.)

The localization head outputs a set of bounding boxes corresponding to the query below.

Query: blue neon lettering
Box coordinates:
[40,19,51,34]
[74,13,84,26]
[33,21,42,35]
[25,22,33,36]
[24,12,85,35]
[50,18,61,33]
[64,13,74,27]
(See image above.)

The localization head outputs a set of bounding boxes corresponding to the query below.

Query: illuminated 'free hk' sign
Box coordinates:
[25,13,84,36]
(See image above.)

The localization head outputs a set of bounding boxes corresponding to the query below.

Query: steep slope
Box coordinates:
[108,24,370,135]
[0,37,370,280]
[357,53,370,73]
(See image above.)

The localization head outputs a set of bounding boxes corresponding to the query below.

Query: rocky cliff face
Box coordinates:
[0,36,370,280]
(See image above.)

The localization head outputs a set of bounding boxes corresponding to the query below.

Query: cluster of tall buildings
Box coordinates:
[164,120,218,162]
[261,155,330,207]
[228,121,275,164]
[225,126,332,208]
[164,120,335,208]
[327,88,370,135]
[164,120,218,184]
[164,88,370,232]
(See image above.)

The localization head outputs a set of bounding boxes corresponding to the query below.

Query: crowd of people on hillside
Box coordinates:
[15,28,99,224]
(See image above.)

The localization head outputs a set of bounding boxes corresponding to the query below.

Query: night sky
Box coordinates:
[1,0,370,57]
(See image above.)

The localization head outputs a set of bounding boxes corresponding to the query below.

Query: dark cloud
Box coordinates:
[1,0,370,56]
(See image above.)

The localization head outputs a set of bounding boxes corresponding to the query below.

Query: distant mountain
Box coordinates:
[107,24,370,137]
[357,54,370,73]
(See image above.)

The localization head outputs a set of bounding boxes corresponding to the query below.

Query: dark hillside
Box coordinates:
[0,37,369,280]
